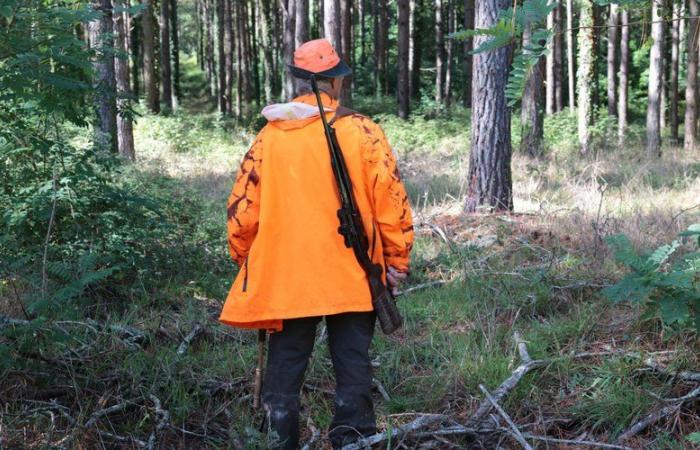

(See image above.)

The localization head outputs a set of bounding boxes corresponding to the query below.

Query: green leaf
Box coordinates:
[658,297,690,325]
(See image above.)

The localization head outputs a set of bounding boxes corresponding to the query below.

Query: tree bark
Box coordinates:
[216,0,226,113]
[554,2,564,111]
[566,0,574,110]
[249,0,260,103]
[444,0,455,108]
[142,0,159,112]
[646,1,664,158]
[130,10,141,99]
[324,0,340,50]
[160,0,173,112]
[224,0,234,113]
[521,25,544,157]
[411,0,423,100]
[397,0,410,119]
[235,0,243,115]
[465,0,512,213]
[340,0,352,105]
[240,0,252,104]
[90,0,118,152]
[546,3,555,115]
[463,0,474,107]
[606,3,618,116]
[576,0,595,154]
[114,0,135,160]
[434,0,444,105]
[685,0,699,150]
[281,0,296,100]
[408,0,415,98]
[670,1,680,142]
[258,0,274,104]
[295,0,308,47]
[170,0,180,109]
[618,7,629,140]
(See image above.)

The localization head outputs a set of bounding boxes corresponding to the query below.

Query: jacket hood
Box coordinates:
[262,93,338,130]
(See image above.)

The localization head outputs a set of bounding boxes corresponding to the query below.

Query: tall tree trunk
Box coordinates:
[618,7,629,140]
[521,25,544,157]
[196,0,204,70]
[359,0,366,73]
[235,0,243,115]
[340,0,352,105]
[240,0,252,104]
[90,0,118,152]
[554,2,564,111]
[130,11,141,99]
[546,3,555,115]
[170,0,180,109]
[295,0,308,47]
[249,0,260,104]
[142,0,159,112]
[207,0,217,98]
[160,0,173,112]
[408,0,415,98]
[646,1,664,158]
[114,0,135,160]
[412,0,423,100]
[216,0,226,113]
[607,3,618,116]
[444,0,455,108]
[258,0,273,104]
[397,0,410,119]
[670,1,680,142]
[225,0,234,112]
[324,0,340,49]
[463,0,474,107]
[685,0,699,150]
[577,0,595,154]
[282,0,296,100]
[466,0,512,213]
[434,0,444,105]
[566,0,574,110]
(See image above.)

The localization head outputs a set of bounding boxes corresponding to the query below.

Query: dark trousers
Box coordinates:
[262,311,377,449]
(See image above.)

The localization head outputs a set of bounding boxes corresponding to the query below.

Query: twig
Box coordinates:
[341,414,450,450]
[398,280,447,296]
[84,401,132,428]
[517,431,632,449]
[146,395,170,450]
[301,418,321,450]
[176,323,204,357]
[373,378,392,402]
[479,385,533,450]
[644,358,700,382]
[513,332,531,363]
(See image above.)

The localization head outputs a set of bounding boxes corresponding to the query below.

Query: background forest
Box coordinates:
[2,0,700,448]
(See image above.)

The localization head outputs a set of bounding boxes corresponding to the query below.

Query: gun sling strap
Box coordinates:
[309,77,403,335]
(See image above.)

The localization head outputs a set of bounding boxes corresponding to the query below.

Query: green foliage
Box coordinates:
[603,225,700,331]
[451,0,554,106]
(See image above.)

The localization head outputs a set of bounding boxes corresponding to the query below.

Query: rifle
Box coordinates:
[309,76,403,335]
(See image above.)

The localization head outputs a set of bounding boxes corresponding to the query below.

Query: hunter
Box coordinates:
[219,39,414,449]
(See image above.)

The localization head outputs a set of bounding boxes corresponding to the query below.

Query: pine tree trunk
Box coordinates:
[235,0,243,115]
[577,0,595,154]
[142,0,159,112]
[114,0,135,160]
[554,2,564,111]
[240,0,252,104]
[249,0,260,103]
[606,3,618,116]
[295,0,309,47]
[207,0,217,98]
[324,0,340,49]
[170,0,180,109]
[685,0,699,150]
[258,0,273,104]
[359,0,366,70]
[408,0,415,98]
[340,0,352,106]
[618,7,629,140]
[282,0,296,100]
[196,0,204,70]
[465,0,512,213]
[411,0,423,100]
[224,0,234,113]
[566,0,574,110]
[670,1,680,142]
[444,0,455,108]
[646,1,664,158]
[130,11,141,99]
[90,0,118,152]
[521,25,544,157]
[434,0,444,105]
[160,0,173,112]
[216,0,226,113]
[397,0,410,119]
[546,3,555,115]
[463,0,474,107]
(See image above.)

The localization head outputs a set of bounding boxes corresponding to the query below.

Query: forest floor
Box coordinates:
[2,102,700,449]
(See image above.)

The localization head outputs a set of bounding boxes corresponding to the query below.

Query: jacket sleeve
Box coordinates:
[226,136,262,266]
[359,119,414,272]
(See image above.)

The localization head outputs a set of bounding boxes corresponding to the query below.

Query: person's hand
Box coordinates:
[386,266,408,296]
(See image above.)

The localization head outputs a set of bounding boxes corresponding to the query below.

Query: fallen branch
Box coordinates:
[84,401,132,428]
[617,385,700,443]
[644,358,700,382]
[479,385,533,450]
[373,378,392,402]
[518,432,632,449]
[398,280,448,296]
[341,414,451,450]
[176,323,204,357]
[146,395,170,450]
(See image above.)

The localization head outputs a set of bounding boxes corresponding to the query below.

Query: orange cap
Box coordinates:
[290,39,352,79]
